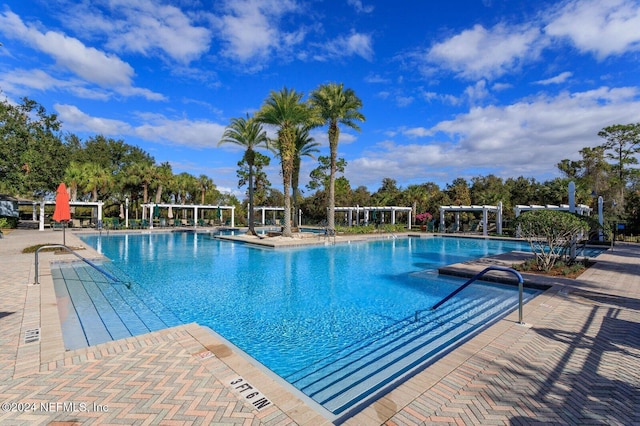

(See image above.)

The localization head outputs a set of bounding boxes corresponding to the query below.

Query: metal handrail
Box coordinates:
[34,244,121,285]
[430,265,525,324]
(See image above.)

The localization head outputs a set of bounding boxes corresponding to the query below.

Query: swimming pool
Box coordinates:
[67,233,539,418]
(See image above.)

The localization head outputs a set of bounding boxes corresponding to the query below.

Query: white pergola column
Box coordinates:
[39,202,45,231]
[497,202,503,235]
[231,206,235,227]
[97,202,103,229]
[482,207,488,236]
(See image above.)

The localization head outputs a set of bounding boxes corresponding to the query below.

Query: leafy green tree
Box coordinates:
[219,115,269,235]
[351,185,372,207]
[598,123,640,214]
[256,87,313,237]
[372,178,402,206]
[0,97,67,196]
[78,135,154,175]
[309,82,365,233]
[445,178,471,205]
[515,210,590,271]
[307,156,347,191]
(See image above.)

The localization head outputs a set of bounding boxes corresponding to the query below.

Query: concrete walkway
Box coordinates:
[0,229,638,425]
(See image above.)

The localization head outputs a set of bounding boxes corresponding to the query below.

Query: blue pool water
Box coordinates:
[71,233,539,417]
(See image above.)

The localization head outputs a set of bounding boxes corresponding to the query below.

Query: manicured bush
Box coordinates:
[514,210,590,271]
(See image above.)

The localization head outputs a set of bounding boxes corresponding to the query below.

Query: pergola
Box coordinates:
[142,203,235,228]
[247,206,305,226]
[439,203,503,236]
[29,200,105,231]
[334,206,412,229]
[514,204,592,217]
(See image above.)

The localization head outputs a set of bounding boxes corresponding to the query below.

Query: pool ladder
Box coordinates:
[33,244,127,287]
[428,265,525,324]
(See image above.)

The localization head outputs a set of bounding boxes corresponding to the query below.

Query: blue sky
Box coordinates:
[1,0,640,196]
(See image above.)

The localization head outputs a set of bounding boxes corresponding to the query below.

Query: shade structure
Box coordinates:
[52,182,71,245]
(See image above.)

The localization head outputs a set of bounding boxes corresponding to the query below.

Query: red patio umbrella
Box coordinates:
[52,182,71,245]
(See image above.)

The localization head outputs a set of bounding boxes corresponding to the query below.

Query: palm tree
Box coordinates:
[154,162,173,204]
[219,115,269,235]
[198,174,214,205]
[309,83,365,233]
[128,162,155,218]
[292,126,320,228]
[255,87,314,237]
[81,162,112,202]
[64,161,84,202]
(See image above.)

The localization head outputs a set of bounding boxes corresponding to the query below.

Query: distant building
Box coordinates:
[0,194,19,218]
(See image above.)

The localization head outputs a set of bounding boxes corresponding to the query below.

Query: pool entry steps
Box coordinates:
[285,280,535,418]
[52,262,182,350]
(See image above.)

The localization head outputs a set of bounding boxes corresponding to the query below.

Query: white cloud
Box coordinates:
[349,86,640,188]
[55,104,226,149]
[427,23,544,80]
[101,0,212,64]
[57,0,211,64]
[396,95,414,107]
[214,0,303,69]
[0,10,164,100]
[364,73,390,84]
[463,80,490,106]
[316,31,374,61]
[55,104,132,134]
[0,11,132,87]
[347,0,374,14]
[534,71,573,85]
[545,0,640,60]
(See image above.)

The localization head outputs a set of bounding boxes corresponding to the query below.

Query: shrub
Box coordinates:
[514,210,590,271]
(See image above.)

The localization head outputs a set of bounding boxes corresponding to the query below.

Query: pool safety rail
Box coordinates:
[34,244,125,286]
[430,265,525,324]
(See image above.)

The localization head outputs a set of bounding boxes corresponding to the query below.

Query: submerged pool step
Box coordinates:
[290,291,521,415]
[53,262,181,350]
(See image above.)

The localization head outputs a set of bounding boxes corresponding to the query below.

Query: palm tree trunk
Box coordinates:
[328,122,339,231]
[248,165,257,236]
[282,164,292,237]
[292,157,300,228]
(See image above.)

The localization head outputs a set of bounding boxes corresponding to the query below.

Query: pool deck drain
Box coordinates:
[1,229,638,425]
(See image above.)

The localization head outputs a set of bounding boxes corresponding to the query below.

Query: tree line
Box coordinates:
[1,94,638,235]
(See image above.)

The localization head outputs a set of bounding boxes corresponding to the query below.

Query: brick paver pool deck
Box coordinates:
[1,228,638,425]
